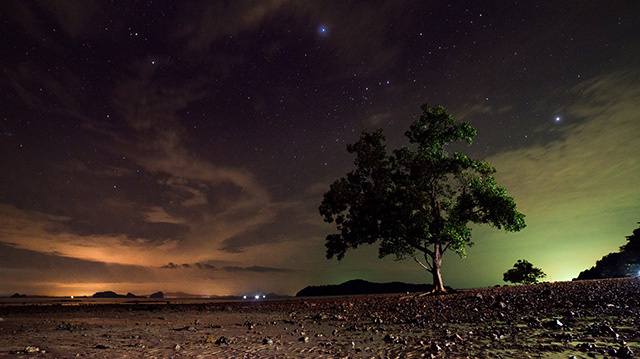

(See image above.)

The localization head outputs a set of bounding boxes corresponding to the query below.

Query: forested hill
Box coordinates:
[296,279,447,297]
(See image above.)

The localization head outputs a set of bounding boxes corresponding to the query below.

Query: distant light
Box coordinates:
[262,295,266,299]
[254,294,260,300]
[70,296,74,299]
[555,116,561,122]
[243,295,247,299]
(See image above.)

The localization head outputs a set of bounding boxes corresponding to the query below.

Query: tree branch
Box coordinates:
[405,237,429,254]
[414,256,433,271]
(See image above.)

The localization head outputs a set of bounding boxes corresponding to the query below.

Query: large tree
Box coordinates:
[319,104,525,293]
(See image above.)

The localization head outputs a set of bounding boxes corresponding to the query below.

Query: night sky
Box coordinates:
[1,1,639,297]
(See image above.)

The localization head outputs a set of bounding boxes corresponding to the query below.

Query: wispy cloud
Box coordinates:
[442,70,640,285]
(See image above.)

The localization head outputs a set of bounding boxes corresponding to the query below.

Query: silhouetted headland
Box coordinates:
[296,279,451,297]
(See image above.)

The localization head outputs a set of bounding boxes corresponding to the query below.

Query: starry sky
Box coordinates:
[1,1,639,297]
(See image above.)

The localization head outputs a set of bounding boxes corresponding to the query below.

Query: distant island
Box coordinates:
[92,291,164,299]
[296,279,449,297]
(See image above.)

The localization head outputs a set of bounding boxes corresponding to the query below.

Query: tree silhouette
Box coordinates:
[576,223,640,280]
[319,104,525,293]
[503,259,546,284]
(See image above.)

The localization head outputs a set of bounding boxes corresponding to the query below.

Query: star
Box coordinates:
[555,116,561,122]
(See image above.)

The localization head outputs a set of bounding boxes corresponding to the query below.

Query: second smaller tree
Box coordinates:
[503,259,546,284]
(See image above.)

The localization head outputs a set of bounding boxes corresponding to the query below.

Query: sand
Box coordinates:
[1,277,639,358]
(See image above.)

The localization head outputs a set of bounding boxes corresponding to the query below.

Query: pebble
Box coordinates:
[215,336,232,345]
[25,346,40,353]
[542,319,563,330]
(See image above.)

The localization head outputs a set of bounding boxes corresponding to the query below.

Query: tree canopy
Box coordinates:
[319,104,525,293]
[503,259,547,285]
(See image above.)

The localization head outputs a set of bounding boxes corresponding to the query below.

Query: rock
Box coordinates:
[493,301,507,309]
[149,291,164,298]
[298,336,309,343]
[215,336,231,345]
[312,312,328,320]
[174,326,197,332]
[173,344,181,350]
[93,344,110,349]
[618,346,634,358]
[263,338,273,345]
[542,319,563,330]
[25,346,40,353]
[383,334,396,343]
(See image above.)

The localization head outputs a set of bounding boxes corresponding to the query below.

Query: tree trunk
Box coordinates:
[431,243,446,293]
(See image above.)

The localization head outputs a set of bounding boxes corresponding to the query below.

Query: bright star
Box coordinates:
[318,25,328,36]
[555,116,561,122]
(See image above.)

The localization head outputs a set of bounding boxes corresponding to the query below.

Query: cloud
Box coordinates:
[490,70,640,216]
[1,2,105,43]
[0,50,293,271]
[442,70,640,286]
[160,261,293,273]
[143,207,186,225]
[223,265,293,273]
[176,0,288,53]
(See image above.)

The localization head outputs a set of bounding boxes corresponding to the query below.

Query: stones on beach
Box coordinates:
[587,323,618,338]
[383,333,407,344]
[298,336,309,342]
[57,321,86,332]
[617,346,634,358]
[173,326,197,332]
[214,336,233,345]
[542,319,564,330]
[9,346,42,355]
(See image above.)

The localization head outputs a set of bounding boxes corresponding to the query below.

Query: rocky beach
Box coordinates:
[1,277,639,358]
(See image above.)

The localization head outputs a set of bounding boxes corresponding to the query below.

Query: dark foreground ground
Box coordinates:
[1,277,639,358]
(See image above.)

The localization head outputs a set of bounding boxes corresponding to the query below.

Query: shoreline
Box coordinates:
[1,278,638,358]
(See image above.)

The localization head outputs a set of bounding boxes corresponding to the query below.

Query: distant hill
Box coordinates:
[575,223,640,280]
[92,291,145,298]
[296,279,447,297]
